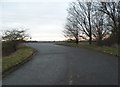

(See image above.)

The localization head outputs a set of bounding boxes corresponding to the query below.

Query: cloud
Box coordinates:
[1,0,73,41]
[1,0,73,3]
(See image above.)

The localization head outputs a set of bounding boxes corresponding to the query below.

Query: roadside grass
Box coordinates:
[58,42,119,57]
[2,46,34,73]
[79,43,119,56]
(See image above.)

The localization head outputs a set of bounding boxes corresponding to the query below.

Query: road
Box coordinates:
[3,43,118,85]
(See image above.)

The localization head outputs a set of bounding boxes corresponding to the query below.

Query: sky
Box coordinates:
[0,0,74,41]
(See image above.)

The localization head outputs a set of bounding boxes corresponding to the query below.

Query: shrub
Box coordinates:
[2,41,16,56]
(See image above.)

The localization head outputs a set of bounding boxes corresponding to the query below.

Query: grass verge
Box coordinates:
[2,46,35,75]
[57,42,120,57]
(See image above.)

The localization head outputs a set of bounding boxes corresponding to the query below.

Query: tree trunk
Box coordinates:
[76,38,79,44]
[89,35,92,44]
[88,3,92,45]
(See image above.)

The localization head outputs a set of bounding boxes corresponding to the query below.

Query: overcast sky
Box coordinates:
[1,0,74,41]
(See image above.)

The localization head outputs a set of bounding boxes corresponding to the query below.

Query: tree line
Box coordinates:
[64,1,120,46]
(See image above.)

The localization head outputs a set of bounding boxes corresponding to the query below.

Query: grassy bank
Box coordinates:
[2,46,35,74]
[57,42,119,57]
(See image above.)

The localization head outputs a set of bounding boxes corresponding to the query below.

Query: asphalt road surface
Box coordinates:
[3,43,118,85]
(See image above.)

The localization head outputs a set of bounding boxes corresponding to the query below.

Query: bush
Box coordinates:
[2,41,16,56]
[102,38,119,47]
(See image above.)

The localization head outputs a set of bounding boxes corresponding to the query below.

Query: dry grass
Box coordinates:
[2,46,34,73]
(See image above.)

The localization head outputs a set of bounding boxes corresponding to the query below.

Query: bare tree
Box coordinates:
[99,2,120,44]
[2,29,29,41]
[63,17,79,44]
[2,29,30,50]
[67,1,93,44]
[92,3,111,45]
[64,1,119,46]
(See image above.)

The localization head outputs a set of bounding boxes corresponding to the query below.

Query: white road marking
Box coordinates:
[69,75,73,85]
[69,80,73,85]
